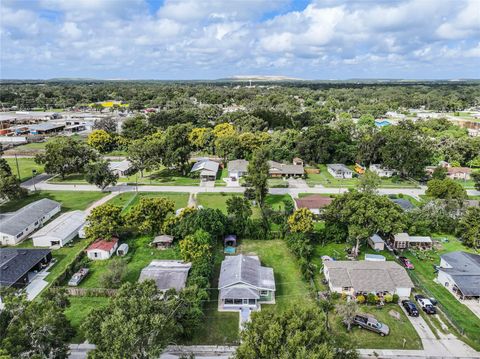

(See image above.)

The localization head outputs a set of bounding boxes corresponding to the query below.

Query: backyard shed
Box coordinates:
[116,243,129,256]
[152,235,174,250]
[368,234,385,251]
[86,238,119,260]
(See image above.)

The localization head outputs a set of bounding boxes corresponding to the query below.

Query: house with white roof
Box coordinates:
[369,164,396,178]
[227,159,249,180]
[190,159,220,181]
[32,210,86,248]
[327,164,353,179]
[109,160,134,177]
[0,199,61,246]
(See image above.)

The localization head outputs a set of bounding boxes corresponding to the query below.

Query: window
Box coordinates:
[225,299,234,305]
[233,299,242,305]
[260,290,268,296]
[94,252,98,258]
[34,221,39,225]
[17,232,23,238]
[342,287,351,291]
[248,299,256,305]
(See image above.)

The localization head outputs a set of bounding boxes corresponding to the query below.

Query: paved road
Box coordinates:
[21,173,53,188]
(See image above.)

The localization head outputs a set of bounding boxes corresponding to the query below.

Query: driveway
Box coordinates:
[25,271,49,300]
[287,178,308,188]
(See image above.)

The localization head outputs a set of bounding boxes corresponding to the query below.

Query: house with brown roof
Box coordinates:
[86,238,119,260]
[323,260,414,297]
[268,160,304,178]
[294,195,333,215]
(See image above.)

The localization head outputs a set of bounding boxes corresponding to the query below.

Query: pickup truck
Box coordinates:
[414,295,437,314]
[353,313,390,336]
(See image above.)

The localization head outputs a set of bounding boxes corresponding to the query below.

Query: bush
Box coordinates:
[366,293,378,304]
[384,294,393,303]
[356,295,365,304]
[100,258,127,288]
[392,294,399,303]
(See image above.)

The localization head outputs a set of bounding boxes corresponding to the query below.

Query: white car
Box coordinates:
[415,295,437,314]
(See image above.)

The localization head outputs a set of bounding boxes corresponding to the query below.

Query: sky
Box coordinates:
[0,0,479,80]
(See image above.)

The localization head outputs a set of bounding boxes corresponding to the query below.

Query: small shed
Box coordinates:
[117,243,129,256]
[152,235,174,250]
[368,234,385,251]
[224,235,237,247]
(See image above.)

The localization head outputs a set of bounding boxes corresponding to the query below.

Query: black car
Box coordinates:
[402,300,419,317]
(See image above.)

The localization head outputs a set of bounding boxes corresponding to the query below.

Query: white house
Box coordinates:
[323,260,414,298]
[218,255,275,313]
[32,210,86,248]
[437,251,480,300]
[109,160,134,177]
[227,159,249,180]
[327,164,353,179]
[0,199,61,246]
[190,159,220,181]
[86,238,119,260]
[369,164,395,178]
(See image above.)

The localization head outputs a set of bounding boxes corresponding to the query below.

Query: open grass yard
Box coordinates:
[107,192,189,212]
[5,157,44,182]
[215,167,228,187]
[65,296,109,343]
[305,165,418,188]
[183,246,240,345]
[79,235,180,288]
[401,235,480,350]
[330,303,422,350]
[0,190,108,213]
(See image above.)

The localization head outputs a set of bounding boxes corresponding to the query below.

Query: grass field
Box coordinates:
[0,190,108,213]
[80,235,180,288]
[5,157,44,181]
[106,192,189,212]
[65,296,109,343]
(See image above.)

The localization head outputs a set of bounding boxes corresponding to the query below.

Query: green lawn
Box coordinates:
[65,296,109,343]
[215,168,228,187]
[402,236,480,350]
[0,190,108,213]
[80,235,180,288]
[305,165,418,188]
[331,303,422,350]
[5,157,44,182]
[107,192,189,212]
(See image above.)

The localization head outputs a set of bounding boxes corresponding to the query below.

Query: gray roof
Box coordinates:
[370,234,384,244]
[394,233,431,244]
[218,254,275,291]
[327,164,353,173]
[31,210,86,240]
[0,248,51,287]
[440,252,480,296]
[391,198,415,211]
[220,287,260,300]
[29,123,65,131]
[109,160,132,172]
[139,260,191,291]
[227,159,249,173]
[0,199,61,236]
[191,160,219,175]
[268,161,304,175]
[324,261,414,292]
[152,235,174,244]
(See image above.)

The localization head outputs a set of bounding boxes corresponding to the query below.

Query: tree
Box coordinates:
[87,129,115,153]
[188,127,213,151]
[85,204,124,240]
[127,197,175,235]
[0,290,73,358]
[100,258,128,288]
[35,136,98,179]
[84,160,118,190]
[128,138,152,177]
[0,156,27,201]
[472,172,480,191]
[357,114,375,128]
[121,116,154,140]
[357,170,381,194]
[336,301,358,332]
[82,281,179,359]
[324,191,406,255]
[226,196,252,237]
[288,208,315,233]
[431,166,447,180]
[93,117,117,134]
[179,229,213,263]
[235,304,358,359]
[162,123,193,175]
[457,207,480,249]
[169,208,227,240]
[245,148,270,226]
[426,178,467,200]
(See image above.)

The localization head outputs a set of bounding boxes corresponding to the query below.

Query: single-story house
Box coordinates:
[0,199,61,246]
[190,159,220,181]
[368,234,385,251]
[323,260,414,297]
[86,238,119,260]
[390,198,415,211]
[268,160,304,178]
[109,160,134,177]
[31,210,86,248]
[437,251,480,300]
[294,195,333,215]
[392,233,432,250]
[218,254,275,311]
[445,167,472,181]
[151,235,174,250]
[227,159,249,180]
[327,164,353,179]
[139,260,191,292]
[0,248,52,288]
[370,164,395,178]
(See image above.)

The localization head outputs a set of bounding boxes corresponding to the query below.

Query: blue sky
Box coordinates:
[1,0,479,80]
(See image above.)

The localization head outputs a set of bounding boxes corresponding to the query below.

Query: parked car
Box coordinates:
[415,295,437,314]
[353,314,390,336]
[399,256,414,269]
[68,268,89,286]
[402,300,419,317]
[429,297,438,306]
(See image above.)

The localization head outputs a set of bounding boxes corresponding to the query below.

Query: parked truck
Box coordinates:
[353,313,390,336]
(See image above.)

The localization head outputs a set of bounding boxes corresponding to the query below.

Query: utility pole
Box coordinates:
[14,154,21,179]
